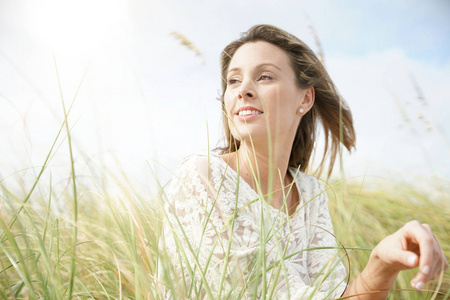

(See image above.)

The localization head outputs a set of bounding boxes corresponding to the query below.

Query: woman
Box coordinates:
[161,25,448,299]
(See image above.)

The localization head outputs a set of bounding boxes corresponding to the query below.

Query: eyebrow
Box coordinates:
[227,63,282,74]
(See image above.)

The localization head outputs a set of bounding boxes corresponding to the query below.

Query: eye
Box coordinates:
[227,78,239,85]
[258,74,273,81]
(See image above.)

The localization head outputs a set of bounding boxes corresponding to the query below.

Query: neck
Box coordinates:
[232,139,293,204]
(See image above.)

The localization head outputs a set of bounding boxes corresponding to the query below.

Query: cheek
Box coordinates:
[267,98,300,131]
[223,91,234,115]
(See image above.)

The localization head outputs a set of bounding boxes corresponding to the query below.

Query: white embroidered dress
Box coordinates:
[161,153,347,299]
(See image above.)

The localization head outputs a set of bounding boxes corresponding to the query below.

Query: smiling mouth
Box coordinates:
[238,110,263,116]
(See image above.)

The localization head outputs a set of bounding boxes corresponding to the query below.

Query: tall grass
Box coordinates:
[328,177,450,299]
[1,30,448,300]
[1,147,449,299]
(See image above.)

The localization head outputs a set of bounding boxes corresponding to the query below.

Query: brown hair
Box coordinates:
[218,24,356,178]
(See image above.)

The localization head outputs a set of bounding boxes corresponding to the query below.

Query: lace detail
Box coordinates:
[161,153,347,299]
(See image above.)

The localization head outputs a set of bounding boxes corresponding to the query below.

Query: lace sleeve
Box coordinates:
[305,179,347,298]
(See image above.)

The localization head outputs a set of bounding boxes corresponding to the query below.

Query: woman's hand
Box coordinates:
[371,220,448,290]
[344,220,448,299]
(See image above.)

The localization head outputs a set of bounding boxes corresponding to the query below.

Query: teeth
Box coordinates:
[238,110,262,116]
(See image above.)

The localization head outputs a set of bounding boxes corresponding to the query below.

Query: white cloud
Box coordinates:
[326,49,450,179]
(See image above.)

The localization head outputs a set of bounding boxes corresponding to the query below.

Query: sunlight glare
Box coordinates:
[32,0,130,56]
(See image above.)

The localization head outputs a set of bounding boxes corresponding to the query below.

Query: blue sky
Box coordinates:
[1,0,449,189]
[315,0,450,64]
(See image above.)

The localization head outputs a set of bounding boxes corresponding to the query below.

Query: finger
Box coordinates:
[426,234,448,278]
[404,221,446,288]
[403,222,434,269]
[427,254,449,281]
[402,221,436,286]
[421,223,432,234]
[390,249,419,269]
[434,235,449,271]
[444,253,449,271]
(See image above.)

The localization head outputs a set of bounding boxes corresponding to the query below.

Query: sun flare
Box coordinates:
[29,0,130,56]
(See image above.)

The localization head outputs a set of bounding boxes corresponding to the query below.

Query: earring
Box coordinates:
[299,108,304,114]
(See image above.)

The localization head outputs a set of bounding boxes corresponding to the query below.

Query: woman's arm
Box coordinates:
[342,220,449,299]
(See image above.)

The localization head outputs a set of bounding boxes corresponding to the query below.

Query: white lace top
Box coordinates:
[161,153,347,299]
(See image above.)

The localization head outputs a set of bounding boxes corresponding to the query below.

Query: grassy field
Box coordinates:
[328,177,450,299]
[0,158,449,299]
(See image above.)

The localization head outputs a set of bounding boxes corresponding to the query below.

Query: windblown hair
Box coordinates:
[217,24,356,177]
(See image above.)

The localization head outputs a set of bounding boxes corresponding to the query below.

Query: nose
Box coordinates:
[237,79,255,100]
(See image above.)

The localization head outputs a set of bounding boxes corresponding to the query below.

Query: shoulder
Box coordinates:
[290,169,330,221]
[170,152,222,183]
[290,170,335,231]
[290,169,327,201]
[172,152,208,170]
[165,153,212,203]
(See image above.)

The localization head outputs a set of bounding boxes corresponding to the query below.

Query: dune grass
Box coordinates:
[0,155,449,299]
[1,57,448,298]
[328,177,449,300]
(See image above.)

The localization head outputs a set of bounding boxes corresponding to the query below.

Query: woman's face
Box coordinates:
[224,41,312,146]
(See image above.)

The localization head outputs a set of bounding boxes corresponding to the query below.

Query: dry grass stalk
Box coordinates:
[170,31,204,61]
[307,24,325,66]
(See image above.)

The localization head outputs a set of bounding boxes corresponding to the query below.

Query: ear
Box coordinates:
[296,87,315,116]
